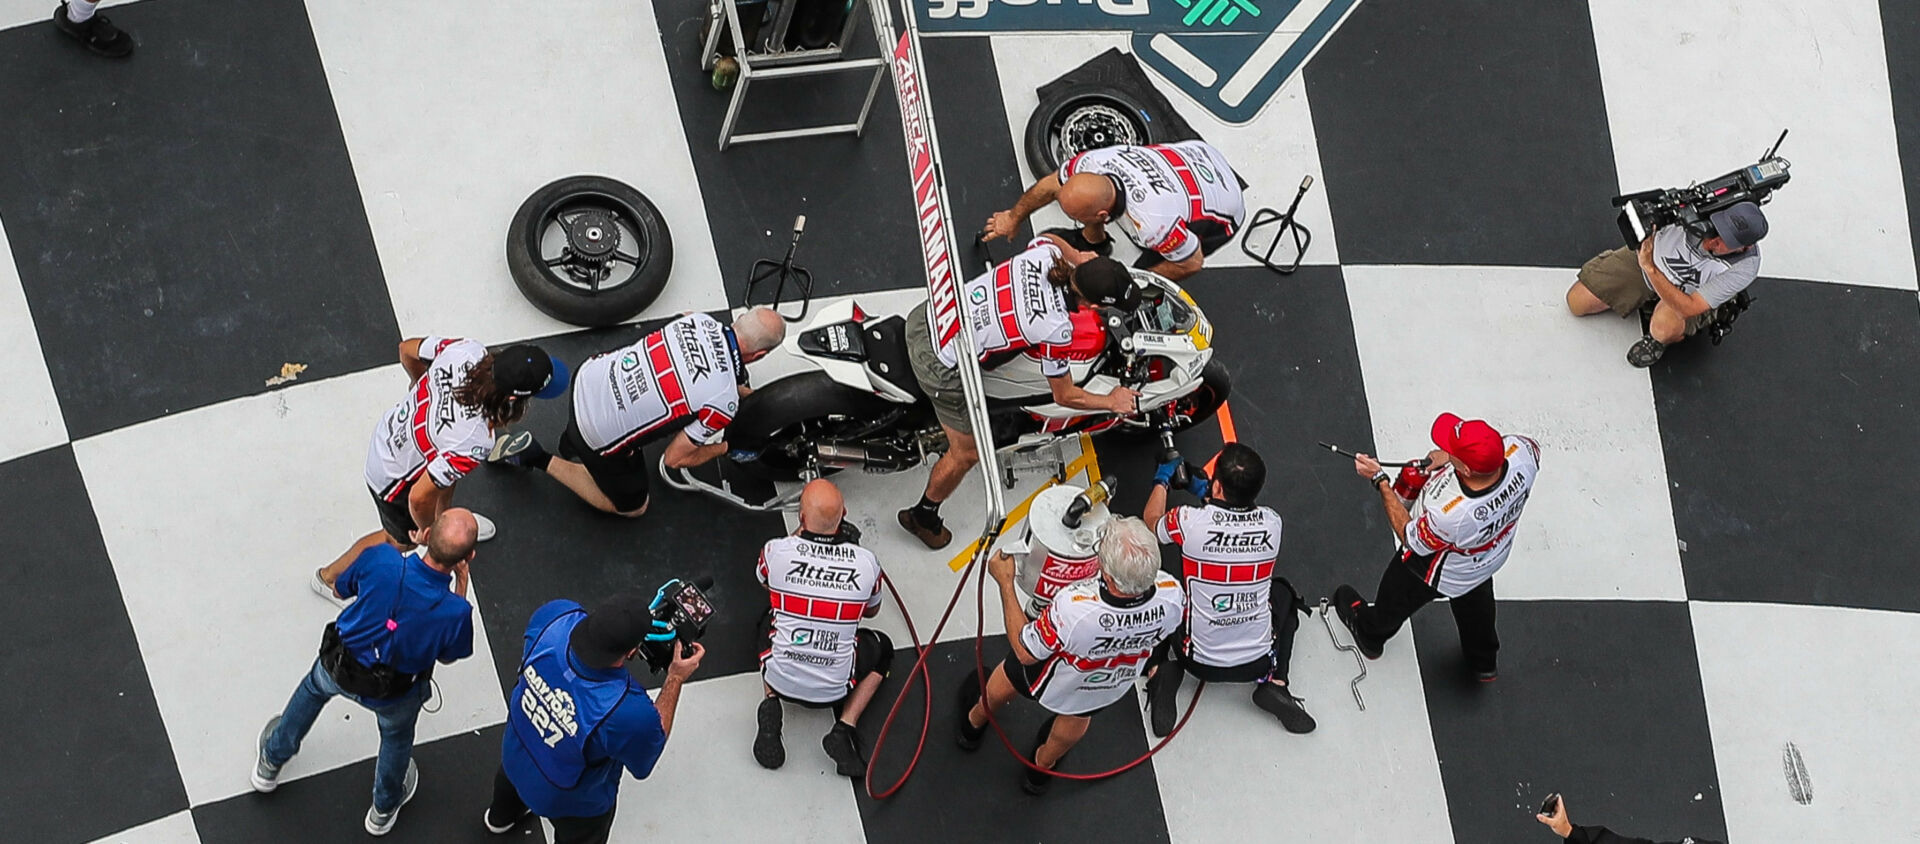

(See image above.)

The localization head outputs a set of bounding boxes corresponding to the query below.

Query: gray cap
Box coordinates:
[1709,201,1769,249]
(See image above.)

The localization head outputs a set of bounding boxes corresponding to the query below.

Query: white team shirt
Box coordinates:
[1018,575,1184,715]
[573,313,746,454]
[757,533,884,704]
[934,238,1077,377]
[363,337,494,501]
[1156,503,1284,668]
[1402,435,1541,597]
[1059,140,1246,263]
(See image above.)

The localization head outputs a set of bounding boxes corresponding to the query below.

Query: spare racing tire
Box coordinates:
[507,175,673,327]
[1023,83,1164,179]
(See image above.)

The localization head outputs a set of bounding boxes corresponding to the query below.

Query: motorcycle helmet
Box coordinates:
[1070,257,1141,314]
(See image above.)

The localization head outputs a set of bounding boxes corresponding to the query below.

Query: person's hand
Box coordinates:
[1354,453,1385,481]
[1637,230,1656,264]
[1534,796,1572,838]
[1107,386,1140,415]
[1425,449,1450,470]
[453,559,470,585]
[667,641,705,682]
[1153,459,1181,488]
[983,211,1021,242]
[408,526,430,547]
[987,551,1017,586]
[1184,466,1210,499]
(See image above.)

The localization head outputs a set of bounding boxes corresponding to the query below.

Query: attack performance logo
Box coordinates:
[916,0,1362,124]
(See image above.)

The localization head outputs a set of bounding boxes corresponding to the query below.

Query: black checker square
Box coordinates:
[1415,600,1727,844]
[1303,0,1620,267]
[0,446,186,843]
[1651,279,1920,612]
[853,638,1171,844]
[1882,0,1920,277]
[0,0,398,439]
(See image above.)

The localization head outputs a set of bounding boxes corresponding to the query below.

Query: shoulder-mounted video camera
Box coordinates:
[1611,130,1792,248]
[639,576,716,673]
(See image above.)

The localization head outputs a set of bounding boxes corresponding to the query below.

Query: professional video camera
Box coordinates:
[639,576,716,673]
[1610,130,1792,248]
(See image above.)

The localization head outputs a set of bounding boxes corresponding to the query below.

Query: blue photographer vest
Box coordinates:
[506,609,632,788]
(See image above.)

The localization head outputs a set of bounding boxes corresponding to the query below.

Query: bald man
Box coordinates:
[986,140,1245,283]
[255,508,481,835]
[753,480,893,778]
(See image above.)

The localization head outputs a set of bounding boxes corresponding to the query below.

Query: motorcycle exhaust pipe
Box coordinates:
[814,443,910,473]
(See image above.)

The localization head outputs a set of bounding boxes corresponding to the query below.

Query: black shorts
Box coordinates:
[759,612,894,708]
[1131,218,1238,270]
[369,484,420,545]
[560,416,652,513]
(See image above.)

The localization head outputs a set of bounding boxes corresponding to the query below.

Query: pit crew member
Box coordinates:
[958,517,1183,795]
[1141,443,1315,737]
[313,338,567,606]
[495,308,785,517]
[753,479,893,778]
[898,234,1141,550]
[983,140,1245,283]
[1334,413,1540,682]
[1565,201,1767,367]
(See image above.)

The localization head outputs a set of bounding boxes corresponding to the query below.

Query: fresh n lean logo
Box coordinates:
[916,0,1361,125]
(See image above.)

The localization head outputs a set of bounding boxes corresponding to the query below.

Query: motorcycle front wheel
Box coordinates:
[1115,359,1232,438]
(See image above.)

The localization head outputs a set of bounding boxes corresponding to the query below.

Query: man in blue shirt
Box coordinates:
[250,508,480,837]
[483,593,705,843]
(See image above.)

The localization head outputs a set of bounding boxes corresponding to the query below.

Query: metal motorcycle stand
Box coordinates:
[701,0,889,149]
[745,215,816,322]
[1240,175,1315,275]
[1318,598,1368,711]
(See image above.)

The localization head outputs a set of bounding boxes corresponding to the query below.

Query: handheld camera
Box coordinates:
[1611,130,1792,248]
[640,576,716,673]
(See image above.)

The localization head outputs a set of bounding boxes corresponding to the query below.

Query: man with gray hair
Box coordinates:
[957,516,1184,794]
[492,308,785,517]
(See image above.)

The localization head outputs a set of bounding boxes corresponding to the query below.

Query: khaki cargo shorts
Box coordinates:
[1577,247,1708,336]
[905,301,973,436]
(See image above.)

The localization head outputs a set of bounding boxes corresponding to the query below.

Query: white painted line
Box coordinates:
[1220,0,1333,106]
[1146,33,1218,87]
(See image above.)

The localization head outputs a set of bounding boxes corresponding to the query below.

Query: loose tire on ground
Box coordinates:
[1023,83,1165,179]
[507,175,673,327]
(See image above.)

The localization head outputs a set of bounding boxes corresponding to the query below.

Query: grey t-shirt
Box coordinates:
[1645,226,1761,308]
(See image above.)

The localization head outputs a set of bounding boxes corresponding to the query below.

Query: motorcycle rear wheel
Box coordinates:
[729,372,902,480]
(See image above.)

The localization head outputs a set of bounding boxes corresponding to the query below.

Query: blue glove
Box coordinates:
[1153,459,1181,487]
[727,447,760,463]
[1184,466,1210,499]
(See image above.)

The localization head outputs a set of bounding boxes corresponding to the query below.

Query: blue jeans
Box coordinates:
[266,658,430,812]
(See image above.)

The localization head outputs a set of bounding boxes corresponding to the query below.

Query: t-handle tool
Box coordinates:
[1240,175,1314,275]
[745,215,815,322]
[1316,441,1430,469]
[1317,598,1368,711]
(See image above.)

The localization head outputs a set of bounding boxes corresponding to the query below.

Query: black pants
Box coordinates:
[1354,552,1499,673]
[489,766,616,844]
[1131,218,1237,271]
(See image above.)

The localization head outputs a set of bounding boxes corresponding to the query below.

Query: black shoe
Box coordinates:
[1471,667,1498,683]
[1332,585,1383,660]
[488,431,543,467]
[483,806,531,834]
[753,696,785,770]
[822,722,867,778]
[1019,716,1061,796]
[54,4,133,57]
[955,670,987,751]
[898,507,953,550]
[1144,659,1184,738]
[1040,226,1112,257]
[1252,681,1317,734]
[1627,335,1666,368]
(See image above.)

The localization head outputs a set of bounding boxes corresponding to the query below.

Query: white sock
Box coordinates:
[66,0,99,23]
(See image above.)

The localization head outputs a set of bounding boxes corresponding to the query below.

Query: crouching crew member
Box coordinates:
[485,593,705,843]
[753,479,893,777]
[1335,413,1540,681]
[959,517,1183,794]
[1141,444,1315,737]
[494,308,785,517]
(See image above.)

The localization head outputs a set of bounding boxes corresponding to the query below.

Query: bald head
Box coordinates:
[732,307,787,360]
[425,508,478,568]
[1057,173,1117,224]
[798,479,845,535]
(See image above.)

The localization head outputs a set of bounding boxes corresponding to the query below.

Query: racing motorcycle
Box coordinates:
[663,268,1229,511]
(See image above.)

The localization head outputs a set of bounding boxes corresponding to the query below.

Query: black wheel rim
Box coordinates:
[526,190,655,296]
[1049,99,1145,170]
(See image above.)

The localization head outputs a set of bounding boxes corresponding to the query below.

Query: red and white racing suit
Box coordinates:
[1018,575,1184,715]
[933,238,1084,376]
[757,534,884,704]
[573,313,746,455]
[1059,140,1246,263]
[363,336,493,502]
[1403,436,1541,596]
[1156,503,1284,668]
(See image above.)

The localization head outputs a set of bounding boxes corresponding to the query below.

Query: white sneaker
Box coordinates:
[364,759,419,836]
[474,512,497,542]
[310,568,348,608]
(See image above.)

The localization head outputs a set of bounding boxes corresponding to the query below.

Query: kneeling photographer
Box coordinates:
[1566,201,1767,367]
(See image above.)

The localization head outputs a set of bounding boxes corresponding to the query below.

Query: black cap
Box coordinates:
[1071,257,1141,312]
[1709,201,1769,249]
[493,344,570,399]
[569,592,656,669]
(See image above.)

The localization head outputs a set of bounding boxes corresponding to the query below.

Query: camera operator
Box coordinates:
[484,592,705,843]
[1333,413,1540,681]
[753,479,893,778]
[1566,201,1768,367]
[958,517,1183,795]
[1537,795,1723,844]
[1139,444,1315,737]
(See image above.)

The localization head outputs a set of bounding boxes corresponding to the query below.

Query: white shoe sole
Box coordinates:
[483,808,530,834]
[250,716,282,793]
[364,760,419,836]
[473,512,497,542]
[309,569,348,608]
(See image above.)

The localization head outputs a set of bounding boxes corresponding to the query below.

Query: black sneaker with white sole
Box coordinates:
[54,3,133,57]
[1332,584,1383,660]
[483,806,531,834]
[1252,681,1317,734]
[822,722,867,778]
[753,696,785,770]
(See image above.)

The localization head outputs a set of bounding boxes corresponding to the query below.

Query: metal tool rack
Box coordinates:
[701,0,890,150]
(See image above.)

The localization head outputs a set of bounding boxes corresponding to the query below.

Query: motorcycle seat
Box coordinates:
[858,316,926,401]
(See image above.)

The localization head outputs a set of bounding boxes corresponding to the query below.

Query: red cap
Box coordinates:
[1430,412,1505,475]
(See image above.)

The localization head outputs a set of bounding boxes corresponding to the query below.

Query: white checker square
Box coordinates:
[306,0,729,344]
[1691,601,1918,842]
[85,810,200,844]
[0,216,68,462]
[1343,265,1686,600]
[1590,0,1916,290]
[72,369,507,805]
